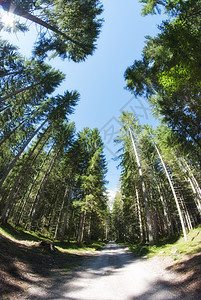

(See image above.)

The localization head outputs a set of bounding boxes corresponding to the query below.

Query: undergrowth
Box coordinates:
[0,223,107,253]
[127,226,201,260]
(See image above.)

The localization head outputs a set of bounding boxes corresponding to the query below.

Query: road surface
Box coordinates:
[28,242,185,300]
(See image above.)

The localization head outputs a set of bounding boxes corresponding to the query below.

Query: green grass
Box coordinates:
[128,226,201,260]
[0,223,51,242]
[0,223,107,253]
[55,240,106,254]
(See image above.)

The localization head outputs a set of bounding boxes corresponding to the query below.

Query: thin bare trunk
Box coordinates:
[16,147,53,227]
[87,213,92,241]
[54,195,66,240]
[177,158,201,216]
[29,150,59,229]
[77,210,86,244]
[61,186,72,241]
[187,176,201,215]
[68,210,75,242]
[0,104,11,114]
[154,144,187,241]
[135,187,144,242]
[1,127,50,222]
[128,126,154,245]
[54,185,69,240]
[0,119,47,222]
[157,183,173,237]
[179,195,193,231]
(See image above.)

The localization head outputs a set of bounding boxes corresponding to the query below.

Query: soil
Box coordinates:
[0,233,92,300]
[0,233,200,300]
[167,252,201,298]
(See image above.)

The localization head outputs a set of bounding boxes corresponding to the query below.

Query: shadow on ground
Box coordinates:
[26,242,144,299]
[1,236,201,300]
[0,233,90,299]
[166,252,201,298]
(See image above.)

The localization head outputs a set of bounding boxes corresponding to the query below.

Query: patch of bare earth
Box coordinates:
[166,253,201,299]
[0,233,200,300]
[0,233,92,300]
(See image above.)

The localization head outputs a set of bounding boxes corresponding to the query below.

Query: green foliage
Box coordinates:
[127,227,201,260]
[129,226,201,259]
[125,0,201,159]
[114,111,201,245]
[0,0,104,61]
[112,191,125,241]
[0,222,107,253]
[0,0,108,245]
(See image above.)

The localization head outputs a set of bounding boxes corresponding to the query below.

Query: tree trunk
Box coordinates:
[0,118,27,147]
[68,210,75,243]
[1,127,50,222]
[77,210,86,244]
[1,0,87,51]
[0,99,51,147]
[54,193,66,240]
[187,175,201,215]
[87,213,92,241]
[47,194,60,236]
[29,150,59,229]
[182,159,201,215]
[18,146,53,227]
[61,186,72,241]
[0,104,11,114]
[157,182,173,237]
[0,118,47,192]
[179,195,193,231]
[128,126,154,246]
[154,143,187,241]
[0,82,40,103]
[0,71,22,78]
[135,186,144,242]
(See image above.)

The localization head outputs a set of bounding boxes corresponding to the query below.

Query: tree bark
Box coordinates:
[157,182,173,237]
[1,0,87,51]
[154,143,187,241]
[29,150,59,229]
[54,193,66,240]
[0,82,39,103]
[77,210,86,244]
[135,186,144,242]
[0,118,47,193]
[1,128,50,223]
[0,99,51,147]
[128,126,154,246]
[61,186,72,241]
[16,146,53,226]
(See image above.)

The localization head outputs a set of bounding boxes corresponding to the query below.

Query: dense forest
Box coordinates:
[0,0,109,243]
[113,0,201,245]
[0,0,200,246]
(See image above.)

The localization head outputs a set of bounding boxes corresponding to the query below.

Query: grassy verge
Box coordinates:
[55,240,106,254]
[127,226,201,260]
[0,223,107,253]
[0,223,107,299]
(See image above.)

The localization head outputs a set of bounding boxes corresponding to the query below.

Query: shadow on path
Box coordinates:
[27,242,182,300]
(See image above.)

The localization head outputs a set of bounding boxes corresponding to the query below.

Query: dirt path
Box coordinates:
[26,241,197,300]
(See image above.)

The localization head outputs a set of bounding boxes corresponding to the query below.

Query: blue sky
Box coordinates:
[1,0,164,197]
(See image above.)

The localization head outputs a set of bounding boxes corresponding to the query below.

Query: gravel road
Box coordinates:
[28,241,186,300]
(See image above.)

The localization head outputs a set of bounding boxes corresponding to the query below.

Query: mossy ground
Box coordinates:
[127,226,201,260]
[0,223,106,300]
